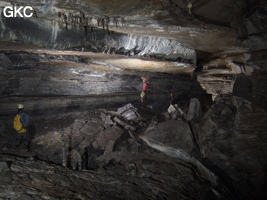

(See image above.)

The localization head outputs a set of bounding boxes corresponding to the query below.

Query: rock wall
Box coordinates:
[0,48,208,129]
[197,95,267,200]
[251,70,267,111]
[0,51,194,97]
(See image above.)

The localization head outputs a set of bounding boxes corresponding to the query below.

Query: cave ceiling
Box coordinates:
[1,0,264,75]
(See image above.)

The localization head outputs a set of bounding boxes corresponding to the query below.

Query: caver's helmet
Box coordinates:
[141,77,148,81]
[18,104,24,109]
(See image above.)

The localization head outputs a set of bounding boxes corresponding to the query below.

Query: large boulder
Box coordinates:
[167,104,186,120]
[142,120,196,158]
[31,117,105,164]
[31,130,63,161]
[187,98,203,123]
[92,126,124,151]
[198,95,267,200]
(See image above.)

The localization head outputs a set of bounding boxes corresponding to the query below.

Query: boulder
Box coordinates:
[31,131,63,161]
[100,112,114,128]
[103,140,116,155]
[142,120,195,156]
[80,120,104,135]
[167,104,186,120]
[31,119,103,163]
[117,103,140,120]
[0,161,9,172]
[71,119,87,131]
[92,126,124,151]
[187,98,202,122]
[114,116,136,130]
[68,119,106,150]
[140,120,218,187]
[198,95,267,200]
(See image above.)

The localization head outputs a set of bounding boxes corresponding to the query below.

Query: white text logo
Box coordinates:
[3,6,33,18]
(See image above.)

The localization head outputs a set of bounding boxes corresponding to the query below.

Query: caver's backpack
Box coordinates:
[13,114,26,133]
[147,81,152,90]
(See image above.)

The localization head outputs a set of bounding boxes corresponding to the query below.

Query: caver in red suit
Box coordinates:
[140,77,149,107]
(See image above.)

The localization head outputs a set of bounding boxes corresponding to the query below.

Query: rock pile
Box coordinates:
[30,103,151,168]
[0,97,266,200]
[0,103,223,200]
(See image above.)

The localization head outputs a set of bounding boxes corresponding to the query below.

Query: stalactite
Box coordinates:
[100,16,110,34]
[55,8,129,35]
[56,8,127,34]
